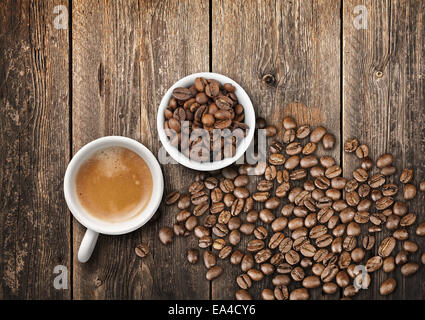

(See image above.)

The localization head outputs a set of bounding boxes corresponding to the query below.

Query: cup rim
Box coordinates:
[157,72,256,171]
[64,136,164,235]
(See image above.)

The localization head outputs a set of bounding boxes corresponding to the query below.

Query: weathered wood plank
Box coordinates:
[0,0,70,299]
[343,0,425,299]
[212,0,341,300]
[137,0,210,300]
[72,0,210,299]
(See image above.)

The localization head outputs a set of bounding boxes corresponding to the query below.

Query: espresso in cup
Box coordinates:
[75,146,153,223]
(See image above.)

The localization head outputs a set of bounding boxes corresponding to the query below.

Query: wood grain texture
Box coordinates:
[212,0,341,300]
[137,0,210,300]
[0,0,70,299]
[343,0,425,299]
[72,0,210,299]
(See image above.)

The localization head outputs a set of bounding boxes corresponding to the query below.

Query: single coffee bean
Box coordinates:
[283,129,296,144]
[378,237,396,257]
[400,213,416,227]
[321,264,339,282]
[206,265,223,281]
[312,263,325,276]
[336,270,350,288]
[240,223,255,235]
[283,116,297,129]
[198,235,212,248]
[322,133,336,150]
[302,142,317,155]
[421,252,425,265]
[310,126,327,143]
[235,289,252,300]
[261,289,275,301]
[393,201,408,216]
[265,125,277,137]
[366,256,383,272]
[368,174,385,188]
[376,153,393,168]
[420,181,425,192]
[289,288,309,300]
[260,263,275,276]
[351,247,365,263]
[274,285,289,300]
[379,278,396,296]
[247,268,264,282]
[135,243,150,258]
[291,266,305,282]
[403,240,418,253]
[297,125,311,139]
[395,250,409,266]
[285,250,300,265]
[255,249,272,264]
[219,246,232,259]
[165,191,180,205]
[376,196,394,210]
[344,138,359,153]
[187,249,199,264]
[403,184,417,200]
[343,285,358,297]
[401,262,419,277]
[381,166,397,176]
[322,282,338,295]
[353,168,368,183]
[393,228,409,241]
[355,144,369,158]
[203,251,217,269]
[416,222,425,236]
[236,274,252,289]
[212,238,226,251]
[158,227,173,245]
[286,142,303,156]
[400,168,413,184]
[361,157,373,170]
[382,256,395,273]
[230,250,244,265]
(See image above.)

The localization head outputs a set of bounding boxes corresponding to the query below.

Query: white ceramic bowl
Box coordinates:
[157,72,256,171]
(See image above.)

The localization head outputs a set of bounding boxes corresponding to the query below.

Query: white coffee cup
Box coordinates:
[64,136,164,263]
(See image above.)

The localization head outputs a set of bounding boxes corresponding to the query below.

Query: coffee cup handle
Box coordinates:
[78,229,99,263]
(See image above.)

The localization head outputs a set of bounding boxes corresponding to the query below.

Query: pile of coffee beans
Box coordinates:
[163,78,249,161]
[154,115,425,300]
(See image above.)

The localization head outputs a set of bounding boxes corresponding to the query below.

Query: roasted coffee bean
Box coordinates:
[206,265,223,280]
[371,190,383,201]
[269,140,284,153]
[362,235,375,250]
[247,239,265,252]
[261,263,275,276]
[377,153,393,168]
[255,249,272,264]
[381,256,396,273]
[354,211,369,224]
[310,126,327,143]
[317,207,334,224]
[274,285,289,300]
[403,240,418,253]
[322,282,338,295]
[247,268,264,282]
[316,234,333,248]
[165,191,180,205]
[236,274,252,289]
[252,191,270,202]
[353,168,368,182]
[378,237,396,258]
[376,197,394,210]
[325,165,342,179]
[422,253,425,265]
[403,184,417,200]
[191,190,209,205]
[355,144,369,158]
[366,256,383,272]
[344,138,359,153]
[203,251,217,269]
[285,250,300,265]
[300,155,318,168]
[286,142,303,156]
[212,238,226,251]
[265,197,280,210]
[343,236,357,252]
[381,184,398,197]
[194,225,210,239]
[289,288,309,300]
[198,235,212,248]
[322,133,336,150]
[135,243,150,258]
[271,217,288,233]
[420,181,425,192]
[380,278,396,296]
[302,142,317,155]
[187,249,199,264]
[335,270,350,288]
[297,125,311,139]
[321,264,338,282]
[172,87,193,101]
[345,179,359,192]
[381,166,396,176]
[346,222,361,236]
[393,228,409,241]
[230,250,244,265]
[265,125,277,137]
[219,246,232,259]
[269,153,286,165]
[283,129,296,144]
[368,174,385,188]
[300,243,317,258]
[265,165,277,180]
[241,254,255,272]
[395,250,409,266]
[282,116,296,129]
[393,201,408,216]
[235,289,252,300]
[400,213,416,227]
[261,289,275,301]
[320,156,336,168]
[358,184,371,198]
[240,223,255,235]
[370,213,386,226]
[361,157,374,171]
[416,222,425,236]
[185,216,198,231]
[158,227,174,245]
[291,266,305,282]
[203,214,217,228]
[400,168,413,184]
[386,215,400,230]
[259,209,275,224]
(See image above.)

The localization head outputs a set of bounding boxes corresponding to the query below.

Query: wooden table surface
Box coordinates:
[1,0,424,300]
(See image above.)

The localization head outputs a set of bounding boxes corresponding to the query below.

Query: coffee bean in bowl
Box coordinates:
[157,73,255,171]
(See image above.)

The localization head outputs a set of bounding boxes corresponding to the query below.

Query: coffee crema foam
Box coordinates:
[76,146,153,223]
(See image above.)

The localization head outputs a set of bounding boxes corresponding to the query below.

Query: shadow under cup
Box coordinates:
[64,136,164,236]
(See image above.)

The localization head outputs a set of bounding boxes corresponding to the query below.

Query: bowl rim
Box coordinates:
[157,72,256,171]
